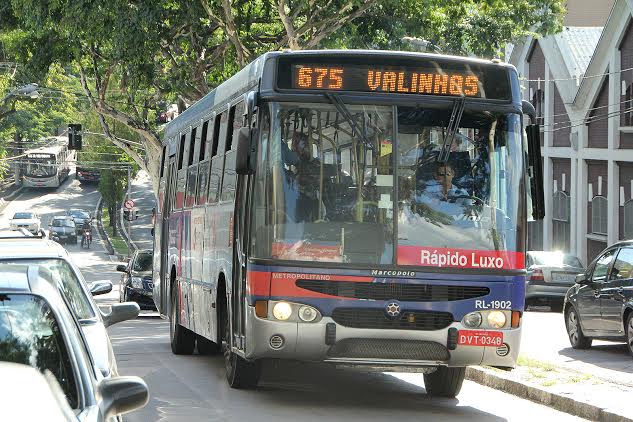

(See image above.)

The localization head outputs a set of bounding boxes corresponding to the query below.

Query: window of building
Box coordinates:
[625,84,633,127]
[552,190,570,251]
[624,200,633,239]
[591,195,608,235]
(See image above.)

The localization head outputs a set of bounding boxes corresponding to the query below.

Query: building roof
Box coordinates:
[553,26,603,81]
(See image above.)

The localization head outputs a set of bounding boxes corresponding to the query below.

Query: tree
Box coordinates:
[99,168,127,237]
[0,0,565,192]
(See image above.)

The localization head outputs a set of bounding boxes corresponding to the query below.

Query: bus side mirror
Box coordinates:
[523,100,545,220]
[236,127,255,175]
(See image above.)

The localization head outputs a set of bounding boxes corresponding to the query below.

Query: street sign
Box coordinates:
[124,199,135,210]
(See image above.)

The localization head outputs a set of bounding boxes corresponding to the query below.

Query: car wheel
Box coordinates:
[221,295,260,388]
[169,286,195,355]
[423,366,466,398]
[625,312,633,357]
[565,307,592,349]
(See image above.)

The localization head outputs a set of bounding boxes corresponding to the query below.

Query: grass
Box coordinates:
[101,207,129,256]
[517,356,556,372]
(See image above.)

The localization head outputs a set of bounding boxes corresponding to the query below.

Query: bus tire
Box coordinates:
[221,296,260,388]
[423,366,465,398]
[170,286,195,355]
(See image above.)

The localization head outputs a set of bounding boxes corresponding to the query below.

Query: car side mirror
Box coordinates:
[103,302,140,327]
[116,264,127,272]
[575,273,589,285]
[90,281,113,296]
[98,376,149,419]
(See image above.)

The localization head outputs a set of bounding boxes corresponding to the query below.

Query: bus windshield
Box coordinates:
[250,102,524,269]
[26,156,56,177]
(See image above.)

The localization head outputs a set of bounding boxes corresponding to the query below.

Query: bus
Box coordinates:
[152,50,545,397]
[22,138,73,188]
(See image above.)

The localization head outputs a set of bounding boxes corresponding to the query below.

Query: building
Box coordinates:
[509,0,633,264]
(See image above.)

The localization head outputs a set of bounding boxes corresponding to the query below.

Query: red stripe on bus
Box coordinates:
[269,273,373,299]
[246,271,271,296]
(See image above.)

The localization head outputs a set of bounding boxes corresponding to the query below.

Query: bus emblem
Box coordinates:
[385,301,401,319]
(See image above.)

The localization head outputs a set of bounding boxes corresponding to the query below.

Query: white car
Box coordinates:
[9,211,41,233]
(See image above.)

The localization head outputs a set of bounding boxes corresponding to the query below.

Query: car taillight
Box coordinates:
[530,269,544,281]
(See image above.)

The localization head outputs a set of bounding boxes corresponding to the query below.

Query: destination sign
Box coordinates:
[276,55,513,100]
[27,153,55,159]
[292,65,481,97]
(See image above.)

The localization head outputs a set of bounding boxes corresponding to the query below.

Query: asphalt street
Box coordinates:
[0,173,591,421]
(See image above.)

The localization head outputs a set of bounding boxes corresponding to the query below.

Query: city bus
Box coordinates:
[152,50,545,397]
[22,139,72,188]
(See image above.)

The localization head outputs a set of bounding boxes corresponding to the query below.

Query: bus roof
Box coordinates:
[164,49,519,144]
[25,137,68,157]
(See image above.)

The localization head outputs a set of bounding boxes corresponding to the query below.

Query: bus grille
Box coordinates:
[328,338,449,361]
[331,308,453,331]
[296,280,489,302]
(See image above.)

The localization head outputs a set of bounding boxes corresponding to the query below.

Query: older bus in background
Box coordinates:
[153,50,545,397]
[22,138,73,188]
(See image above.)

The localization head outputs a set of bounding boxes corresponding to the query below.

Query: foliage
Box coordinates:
[99,169,127,215]
[0,0,566,190]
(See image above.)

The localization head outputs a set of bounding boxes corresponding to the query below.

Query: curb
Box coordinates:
[466,366,631,422]
[0,185,23,214]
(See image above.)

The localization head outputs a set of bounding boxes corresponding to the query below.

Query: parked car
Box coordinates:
[66,209,92,234]
[526,251,585,310]
[76,166,101,184]
[0,266,148,420]
[0,237,140,377]
[564,240,633,356]
[9,211,41,233]
[49,216,77,244]
[117,249,156,310]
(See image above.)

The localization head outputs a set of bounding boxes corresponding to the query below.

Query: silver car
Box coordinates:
[0,237,139,377]
[526,251,585,310]
[0,264,148,420]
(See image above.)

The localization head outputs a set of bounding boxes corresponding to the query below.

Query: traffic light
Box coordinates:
[68,124,82,150]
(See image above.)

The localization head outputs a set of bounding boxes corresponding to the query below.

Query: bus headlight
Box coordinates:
[462,312,482,328]
[487,310,507,329]
[272,302,293,321]
[298,306,318,322]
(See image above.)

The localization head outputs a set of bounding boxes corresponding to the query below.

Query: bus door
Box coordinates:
[232,171,250,350]
[161,156,177,312]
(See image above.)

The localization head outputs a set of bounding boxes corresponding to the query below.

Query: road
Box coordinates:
[0,174,591,421]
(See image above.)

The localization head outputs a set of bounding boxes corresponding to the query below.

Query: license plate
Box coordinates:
[552,273,575,283]
[458,330,504,347]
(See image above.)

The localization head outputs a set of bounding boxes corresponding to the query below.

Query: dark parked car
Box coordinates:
[564,241,633,356]
[117,249,156,310]
[526,251,585,310]
[48,216,77,244]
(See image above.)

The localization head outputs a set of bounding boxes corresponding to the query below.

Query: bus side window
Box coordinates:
[160,146,166,179]
[197,120,210,205]
[176,132,191,210]
[185,126,200,208]
[208,112,226,204]
[220,101,244,202]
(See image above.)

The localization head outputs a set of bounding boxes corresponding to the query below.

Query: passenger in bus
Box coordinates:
[290,132,322,222]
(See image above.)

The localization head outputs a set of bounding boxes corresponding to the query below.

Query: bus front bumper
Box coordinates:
[244,306,520,370]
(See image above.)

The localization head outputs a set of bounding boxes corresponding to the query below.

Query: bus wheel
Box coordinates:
[221,298,260,388]
[423,366,465,398]
[170,288,195,355]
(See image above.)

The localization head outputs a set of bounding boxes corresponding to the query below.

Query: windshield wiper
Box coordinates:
[324,93,374,150]
[438,97,466,163]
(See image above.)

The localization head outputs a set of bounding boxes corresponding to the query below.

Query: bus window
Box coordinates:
[220,101,244,202]
[185,164,198,208]
[160,146,166,178]
[178,134,186,170]
[188,127,198,166]
[197,160,210,205]
[199,120,209,162]
[208,111,228,203]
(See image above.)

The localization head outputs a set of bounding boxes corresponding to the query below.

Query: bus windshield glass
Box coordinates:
[26,156,56,177]
[250,102,524,269]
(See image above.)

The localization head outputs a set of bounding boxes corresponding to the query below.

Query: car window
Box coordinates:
[610,248,633,281]
[13,213,34,219]
[528,252,582,268]
[592,250,616,283]
[133,252,153,272]
[0,260,95,319]
[0,294,79,408]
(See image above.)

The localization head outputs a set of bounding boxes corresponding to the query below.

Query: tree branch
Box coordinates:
[277,0,300,50]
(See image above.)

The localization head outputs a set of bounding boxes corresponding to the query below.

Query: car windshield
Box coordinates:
[0,260,94,319]
[70,211,89,219]
[133,252,153,272]
[13,213,34,220]
[529,252,582,268]
[0,294,78,408]
[52,219,74,228]
[251,102,524,269]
